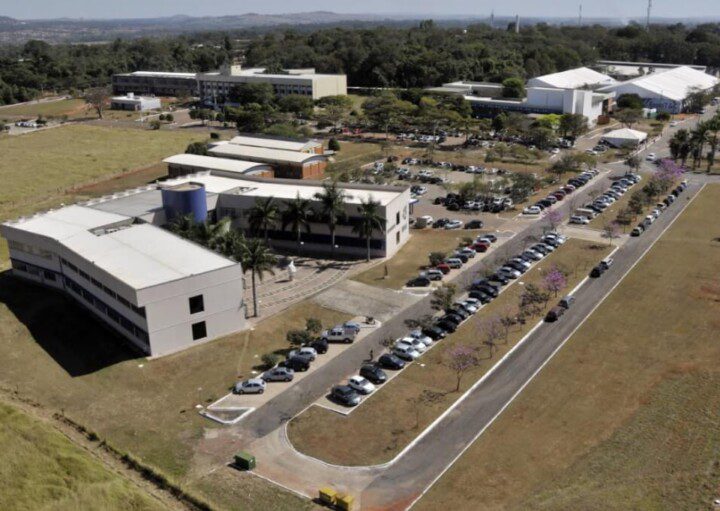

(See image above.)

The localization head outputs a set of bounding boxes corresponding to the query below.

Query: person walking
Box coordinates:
[369,349,374,361]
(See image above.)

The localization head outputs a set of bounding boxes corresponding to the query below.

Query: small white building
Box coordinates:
[110,92,162,112]
[601,128,648,148]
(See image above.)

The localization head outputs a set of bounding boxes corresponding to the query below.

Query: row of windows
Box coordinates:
[60,258,146,318]
[12,259,57,282]
[62,274,150,346]
[7,239,53,260]
[242,228,385,250]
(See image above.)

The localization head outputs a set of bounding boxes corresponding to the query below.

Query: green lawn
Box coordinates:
[415,183,720,511]
[0,401,167,511]
[0,98,89,119]
[289,239,611,465]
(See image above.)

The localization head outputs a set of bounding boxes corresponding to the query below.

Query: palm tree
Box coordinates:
[168,213,197,240]
[193,217,231,251]
[314,181,350,257]
[248,196,280,243]
[217,228,246,259]
[353,197,386,262]
[238,239,277,318]
[282,194,314,254]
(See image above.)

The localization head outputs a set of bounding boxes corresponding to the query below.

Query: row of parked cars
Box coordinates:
[523,169,601,216]
[569,173,642,224]
[406,233,499,287]
[630,180,687,237]
[232,322,363,395]
[436,193,514,213]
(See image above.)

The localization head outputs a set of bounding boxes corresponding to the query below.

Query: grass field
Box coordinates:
[414,183,720,511]
[0,276,348,510]
[351,229,478,289]
[0,98,89,119]
[0,401,167,511]
[288,239,611,466]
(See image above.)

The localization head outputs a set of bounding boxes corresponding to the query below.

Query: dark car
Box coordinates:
[406,276,431,287]
[378,353,406,370]
[435,319,458,333]
[434,218,449,228]
[331,385,361,406]
[422,326,447,340]
[446,307,470,320]
[465,219,484,229]
[483,234,498,243]
[446,202,460,211]
[453,253,469,263]
[538,199,553,208]
[469,290,493,303]
[505,261,528,273]
[433,197,446,205]
[360,364,387,384]
[441,313,464,325]
[589,265,606,278]
[474,284,499,298]
[283,355,311,372]
[310,338,328,354]
[559,295,575,309]
[488,273,510,285]
[545,306,566,322]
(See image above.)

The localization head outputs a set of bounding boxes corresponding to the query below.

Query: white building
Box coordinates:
[163,154,274,179]
[527,67,617,90]
[197,65,347,104]
[598,66,720,114]
[601,128,648,148]
[229,135,324,154]
[1,205,245,357]
[110,93,162,112]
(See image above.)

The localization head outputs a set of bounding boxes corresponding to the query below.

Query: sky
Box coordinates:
[2,0,719,20]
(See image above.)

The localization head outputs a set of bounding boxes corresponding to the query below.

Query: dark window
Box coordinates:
[396,231,400,244]
[189,295,204,314]
[44,271,56,281]
[192,321,207,340]
[396,212,400,225]
[91,278,102,288]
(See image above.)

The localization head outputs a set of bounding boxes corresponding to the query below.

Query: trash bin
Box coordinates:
[233,451,256,470]
[336,493,355,511]
[318,487,337,506]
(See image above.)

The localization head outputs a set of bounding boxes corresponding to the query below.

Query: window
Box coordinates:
[192,321,207,340]
[396,231,400,244]
[396,212,400,225]
[44,271,56,281]
[189,295,204,314]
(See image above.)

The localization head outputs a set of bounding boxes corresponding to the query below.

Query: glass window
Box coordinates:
[192,321,207,340]
[189,295,204,314]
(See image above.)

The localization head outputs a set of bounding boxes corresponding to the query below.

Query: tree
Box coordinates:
[185,141,208,155]
[478,317,503,356]
[624,155,641,173]
[549,152,595,179]
[615,207,634,229]
[85,87,110,119]
[238,238,277,317]
[519,283,549,318]
[431,284,457,312]
[542,209,564,231]
[498,308,517,343]
[628,191,645,215]
[615,108,642,128]
[317,95,354,129]
[352,197,385,261]
[543,265,567,297]
[616,93,644,110]
[248,196,280,243]
[282,194,315,253]
[314,181,350,257]
[261,353,280,369]
[444,345,481,392]
[328,138,341,152]
[305,318,322,336]
[669,129,691,166]
[410,389,444,429]
[602,221,622,245]
[278,94,314,118]
[228,82,275,105]
[362,92,415,139]
[404,314,435,331]
[558,113,589,138]
[287,329,312,347]
[502,77,526,98]
[527,126,554,150]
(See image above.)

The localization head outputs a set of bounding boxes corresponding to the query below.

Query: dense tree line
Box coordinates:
[244,22,720,87]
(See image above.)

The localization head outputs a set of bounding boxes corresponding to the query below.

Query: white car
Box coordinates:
[407,330,433,347]
[522,249,543,261]
[348,375,376,395]
[509,258,531,270]
[458,247,476,258]
[646,153,657,161]
[457,300,479,314]
[288,346,318,361]
[670,120,679,127]
[394,344,421,361]
[570,215,590,225]
[396,337,427,353]
[444,220,464,230]
[545,233,567,244]
[233,378,266,394]
[499,267,521,279]
[523,206,541,215]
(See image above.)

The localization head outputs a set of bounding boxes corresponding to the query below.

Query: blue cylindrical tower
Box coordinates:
[161,182,207,223]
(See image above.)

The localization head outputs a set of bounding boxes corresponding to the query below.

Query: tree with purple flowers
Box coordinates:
[656,158,685,185]
[444,345,481,392]
[543,265,567,297]
[542,208,564,231]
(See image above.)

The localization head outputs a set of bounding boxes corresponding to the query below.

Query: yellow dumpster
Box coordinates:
[318,487,337,506]
[336,493,355,511]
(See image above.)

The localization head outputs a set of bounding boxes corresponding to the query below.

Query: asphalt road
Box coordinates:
[238,165,627,439]
[361,178,705,510]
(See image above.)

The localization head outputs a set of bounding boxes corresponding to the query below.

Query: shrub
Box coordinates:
[429,251,446,267]
[305,318,322,335]
[149,120,161,130]
[328,137,341,151]
[158,113,166,121]
[209,132,220,140]
[165,113,174,122]
[261,353,280,369]
[286,329,312,347]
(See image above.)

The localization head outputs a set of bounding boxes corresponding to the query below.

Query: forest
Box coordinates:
[2,21,720,105]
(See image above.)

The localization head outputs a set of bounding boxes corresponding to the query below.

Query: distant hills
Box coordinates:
[1,12,719,44]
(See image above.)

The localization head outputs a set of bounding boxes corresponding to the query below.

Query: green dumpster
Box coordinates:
[233,451,256,470]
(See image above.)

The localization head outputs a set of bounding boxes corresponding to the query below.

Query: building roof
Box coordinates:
[598,66,719,101]
[528,67,616,89]
[601,128,648,141]
[163,154,272,175]
[120,71,197,79]
[208,143,327,165]
[229,135,321,152]
[5,205,129,241]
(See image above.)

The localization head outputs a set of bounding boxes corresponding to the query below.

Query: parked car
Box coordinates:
[309,338,328,354]
[233,378,266,394]
[523,206,541,215]
[631,226,643,237]
[445,220,464,230]
[407,276,431,287]
[522,249,543,261]
[396,337,428,353]
[458,247,476,259]
[435,263,451,274]
[600,257,614,270]
[321,326,357,343]
[407,330,433,346]
[288,346,317,361]
[444,258,463,269]
[394,344,421,361]
[590,265,606,278]
[283,355,311,372]
[424,269,444,281]
[570,215,590,225]
[378,353,406,370]
[262,366,295,382]
[331,385,361,406]
[545,306,566,322]
[559,295,575,309]
[360,364,387,384]
[469,290,493,303]
[348,375,376,395]
[465,219,484,229]
[435,319,458,333]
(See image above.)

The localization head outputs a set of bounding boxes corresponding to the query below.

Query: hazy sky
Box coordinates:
[3,0,719,20]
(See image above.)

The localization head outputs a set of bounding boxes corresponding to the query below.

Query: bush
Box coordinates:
[261,353,280,369]
[185,141,208,155]
[328,137,341,151]
[209,132,220,140]
[656,111,671,121]
[158,113,166,121]
[165,113,174,122]
[287,329,312,347]
[429,251,446,267]
[305,318,322,335]
[149,120,161,130]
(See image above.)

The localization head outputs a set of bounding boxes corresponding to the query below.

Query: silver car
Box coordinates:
[262,366,295,382]
[234,378,266,394]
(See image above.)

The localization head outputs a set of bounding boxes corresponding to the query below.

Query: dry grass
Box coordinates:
[414,184,720,511]
[0,98,90,119]
[0,279,347,510]
[288,239,611,466]
[351,229,478,289]
[0,401,167,511]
